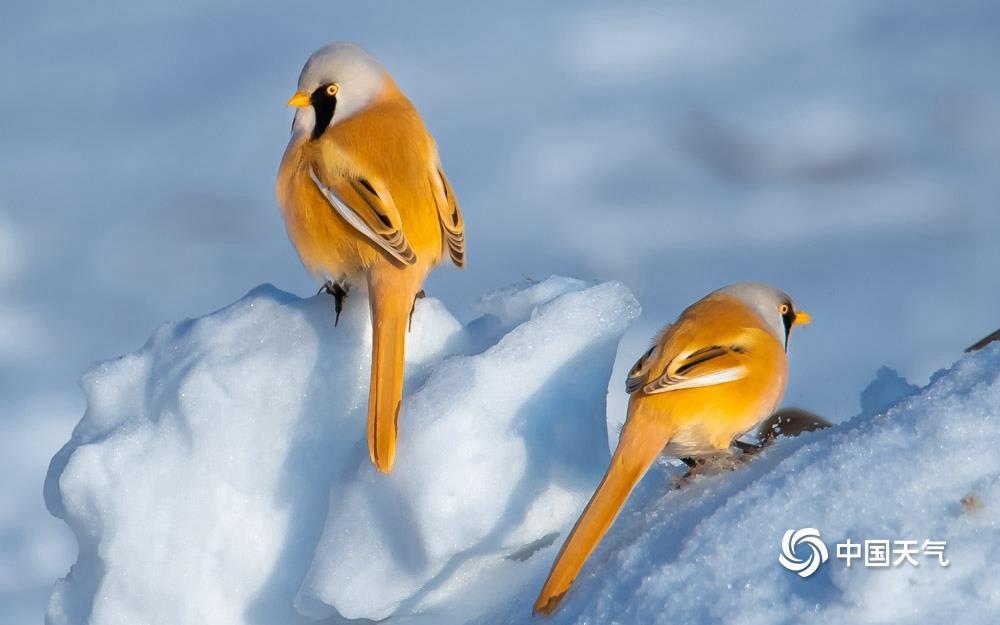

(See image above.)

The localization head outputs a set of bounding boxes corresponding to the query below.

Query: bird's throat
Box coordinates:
[311,97,337,141]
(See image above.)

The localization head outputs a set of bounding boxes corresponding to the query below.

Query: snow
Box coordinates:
[859,365,921,417]
[44,277,639,624]
[485,345,1000,625]
[45,275,1000,624]
[43,276,1000,624]
[486,351,1000,625]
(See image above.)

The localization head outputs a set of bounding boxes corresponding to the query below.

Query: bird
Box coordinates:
[533,283,810,615]
[966,328,1000,353]
[277,43,465,474]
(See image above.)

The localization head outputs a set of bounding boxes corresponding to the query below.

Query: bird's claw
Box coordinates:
[675,445,760,489]
[408,290,426,332]
[320,281,350,326]
[733,440,766,456]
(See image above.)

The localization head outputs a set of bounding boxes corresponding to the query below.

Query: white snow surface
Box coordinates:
[44,277,638,625]
[496,348,1000,625]
[45,276,1000,625]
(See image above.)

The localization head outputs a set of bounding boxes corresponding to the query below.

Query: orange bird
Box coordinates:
[534,283,810,614]
[277,43,465,473]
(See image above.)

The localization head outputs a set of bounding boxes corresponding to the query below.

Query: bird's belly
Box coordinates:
[663,423,723,458]
[644,376,784,458]
[282,198,373,284]
[279,167,443,286]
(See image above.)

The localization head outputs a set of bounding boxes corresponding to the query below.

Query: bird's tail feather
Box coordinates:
[366,269,416,474]
[533,413,673,615]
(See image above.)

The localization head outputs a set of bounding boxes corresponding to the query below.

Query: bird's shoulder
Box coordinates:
[628,294,775,388]
[660,295,750,348]
[328,88,430,147]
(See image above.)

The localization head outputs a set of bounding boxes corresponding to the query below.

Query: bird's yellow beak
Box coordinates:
[795,310,812,326]
[287,90,311,108]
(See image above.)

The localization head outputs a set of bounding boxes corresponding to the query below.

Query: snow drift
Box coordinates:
[45,276,1000,625]
[487,349,1000,625]
[44,277,639,625]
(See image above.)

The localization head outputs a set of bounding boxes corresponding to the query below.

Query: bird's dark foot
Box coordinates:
[675,457,706,488]
[733,440,766,456]
[319,281,350,326]
[408,290,426,332]
[675,451,748,489]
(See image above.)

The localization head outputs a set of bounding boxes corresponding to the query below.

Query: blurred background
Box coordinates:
[2,0,999,621]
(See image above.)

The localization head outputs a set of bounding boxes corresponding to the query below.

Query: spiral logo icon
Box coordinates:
[779,528,829,577]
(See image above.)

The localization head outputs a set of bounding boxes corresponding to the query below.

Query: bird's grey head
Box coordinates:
[287,43,390,140]
[715,282,811,349]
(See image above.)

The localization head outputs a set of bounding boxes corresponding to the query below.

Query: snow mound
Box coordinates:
[44,276,1000,625]
[859,365,920,417]
[487,345,1000,625]
[44,277,639,625]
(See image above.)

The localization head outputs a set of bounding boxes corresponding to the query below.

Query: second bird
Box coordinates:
[534,283,810,614]
[277,43,466,473]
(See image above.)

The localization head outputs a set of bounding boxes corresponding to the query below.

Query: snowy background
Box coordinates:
[3,0,1000,622]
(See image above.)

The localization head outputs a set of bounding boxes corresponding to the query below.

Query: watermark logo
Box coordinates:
[779,529,950,577]
[779,528,829,577]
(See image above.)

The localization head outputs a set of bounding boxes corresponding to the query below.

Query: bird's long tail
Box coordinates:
[534,410,673,615]
[366,268,418,474]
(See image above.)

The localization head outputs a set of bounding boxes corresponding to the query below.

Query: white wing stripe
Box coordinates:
[642,365,747,394]
[308,166,411,264]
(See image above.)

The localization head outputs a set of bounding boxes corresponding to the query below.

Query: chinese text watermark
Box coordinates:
[779,528,949,577]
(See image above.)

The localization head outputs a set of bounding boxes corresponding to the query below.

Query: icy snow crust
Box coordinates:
[46,277,1000,624]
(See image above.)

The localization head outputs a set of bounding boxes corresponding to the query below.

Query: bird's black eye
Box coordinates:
[309,83,339,141]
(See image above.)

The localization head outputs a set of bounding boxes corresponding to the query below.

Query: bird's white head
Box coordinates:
[286,43,391,140]
[715,282,811,350]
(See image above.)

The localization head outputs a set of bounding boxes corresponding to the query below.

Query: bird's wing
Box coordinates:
[631,320,761,394]
[625,342,660,393]
[308,165,416,266]
[428,164,466,267]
